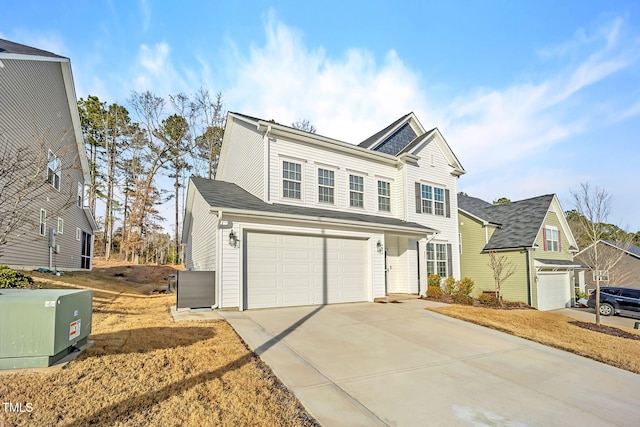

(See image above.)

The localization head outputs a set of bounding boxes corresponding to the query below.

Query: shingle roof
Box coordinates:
[458,193,555,250]
[603,240,640,259]
[358,113,412,149]
[0,39,66,59]
[191,177,437,234]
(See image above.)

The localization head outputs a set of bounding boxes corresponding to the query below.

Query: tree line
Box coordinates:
[77,89,225,264]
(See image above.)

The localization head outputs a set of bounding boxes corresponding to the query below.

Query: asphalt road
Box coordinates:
[555,307,640,329]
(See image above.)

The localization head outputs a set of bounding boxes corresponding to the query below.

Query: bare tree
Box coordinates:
[291,119,317,134]
[487,251,516,298]
[571,182,632,325]
[0,129,76,257]
[193,89,225,179]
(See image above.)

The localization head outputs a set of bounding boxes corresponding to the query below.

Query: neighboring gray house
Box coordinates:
[458,194,580,310]
[183,112,465,310]
[0,39,97,270]
[575,240,640,292]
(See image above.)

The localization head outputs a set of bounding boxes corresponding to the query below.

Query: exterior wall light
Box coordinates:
[229,230,238,247]
[377,240,383,253]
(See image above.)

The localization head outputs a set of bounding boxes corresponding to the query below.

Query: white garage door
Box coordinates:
[245,232,368,309]
[537,272,571,311]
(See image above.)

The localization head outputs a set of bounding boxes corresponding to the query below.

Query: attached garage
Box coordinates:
[536,272,571,311]
[244,232,369,309]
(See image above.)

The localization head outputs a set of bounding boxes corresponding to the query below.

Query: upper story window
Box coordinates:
[427,243,447,277]
[349,175,364,208]
[419,184,446,216]
[318,168,334,204]
[544,226,560,252]
[77,182,83,207]
[282,161,302,199]
[57,217,64,234]
[47,150,61,191]
[378,180,390,212]
[39,209,47,236]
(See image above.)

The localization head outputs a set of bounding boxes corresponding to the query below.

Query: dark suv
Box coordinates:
[587,287,640,316]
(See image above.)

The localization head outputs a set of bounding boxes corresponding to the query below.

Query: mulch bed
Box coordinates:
[570,321,640,341]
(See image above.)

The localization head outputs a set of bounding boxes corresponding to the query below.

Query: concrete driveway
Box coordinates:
[221,300,640,426]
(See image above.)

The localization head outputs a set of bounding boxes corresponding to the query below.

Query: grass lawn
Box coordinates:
[0,262,317,426]
[428,304,640,374]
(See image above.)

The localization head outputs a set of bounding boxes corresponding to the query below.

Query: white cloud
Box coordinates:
[139,0,151,32]
[224,11,431,143]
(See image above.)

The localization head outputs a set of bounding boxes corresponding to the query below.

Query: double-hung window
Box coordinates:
[47,150,61,190]
[77,182,84,207]
[544,226,559,252]
[427,243,447,277]
[318,168,334,204]
[282,161,302,199]
[57,218,64,234]
[349,175,364,208]
[420,184,445,216]
[378,180,390,212]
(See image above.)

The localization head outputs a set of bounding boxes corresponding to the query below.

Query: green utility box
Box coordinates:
[0,289,92,369]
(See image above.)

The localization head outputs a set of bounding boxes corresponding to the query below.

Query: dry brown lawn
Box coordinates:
[0,261,317,426]
[429,305,640,374]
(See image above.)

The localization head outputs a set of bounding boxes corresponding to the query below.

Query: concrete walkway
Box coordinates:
[221,300,640,426]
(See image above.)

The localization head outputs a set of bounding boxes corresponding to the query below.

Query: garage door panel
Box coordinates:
[246,232,368,309]
[537,272,571,311]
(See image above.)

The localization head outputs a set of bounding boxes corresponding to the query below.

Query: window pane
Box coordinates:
[434,187,444,202]
[421,185,432,200]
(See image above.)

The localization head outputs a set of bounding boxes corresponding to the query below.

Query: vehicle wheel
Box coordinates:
[599,303,614,316]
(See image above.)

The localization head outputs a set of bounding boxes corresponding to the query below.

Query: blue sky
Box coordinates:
[3,1,640,230]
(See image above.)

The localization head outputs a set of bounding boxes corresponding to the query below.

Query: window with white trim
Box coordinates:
[77,182,83,207]
[317,168,334,204]
[592,270,609,282]
[378,180,390,211]
[434,187,445,216]
[47,150,61,190]
[57,217,64,234]
[427,243,447,277]
[420,184,446,216]
[76,228,82,241]
[39,209,47,236]
[545,226,559,252]
[349,175,364,208]
[282,161,302,199]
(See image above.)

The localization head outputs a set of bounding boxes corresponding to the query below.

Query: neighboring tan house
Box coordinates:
[575,240,640,292]
[183,112,465,310]
[0,39,98,270]
[458,194,580,310]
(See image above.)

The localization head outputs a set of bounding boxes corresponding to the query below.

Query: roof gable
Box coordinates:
[0,39,66,60]
[576,240,640,260]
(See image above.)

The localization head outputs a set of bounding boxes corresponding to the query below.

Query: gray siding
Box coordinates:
[186,190,218,271]
[0,58,92,270]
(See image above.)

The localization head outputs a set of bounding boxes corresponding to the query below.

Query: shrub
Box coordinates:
[451,293,474,305]
[478,293,501,307]
[427,273,441,287]
[456,277,475,296]
[443,276,456,295]
[426,285,443,299]
[575,289,589,300]
[0,268,35,289]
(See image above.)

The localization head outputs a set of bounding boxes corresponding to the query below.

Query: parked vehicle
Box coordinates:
[587,287,640,316]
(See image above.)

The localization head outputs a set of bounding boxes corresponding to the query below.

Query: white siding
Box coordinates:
[404,138,461,278]
[0,58,93,270]
[268,136,400,218]
[221,223,241,308]
[217,119,265,199]
[186,190,218,271]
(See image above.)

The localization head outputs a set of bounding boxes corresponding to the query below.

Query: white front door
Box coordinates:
[245,232,368,309]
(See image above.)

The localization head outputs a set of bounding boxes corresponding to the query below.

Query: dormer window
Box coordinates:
[544,226,560,252]
[282,161,302,199]
[378,180,390,212]
[318,168,334,204]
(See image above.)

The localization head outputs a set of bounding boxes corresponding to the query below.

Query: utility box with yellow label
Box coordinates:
[0,289,92,369]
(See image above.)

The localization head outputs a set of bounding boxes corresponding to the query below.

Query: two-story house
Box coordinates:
[182,112,465,310]
[458,194,580,310]
[0,39,98,270]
